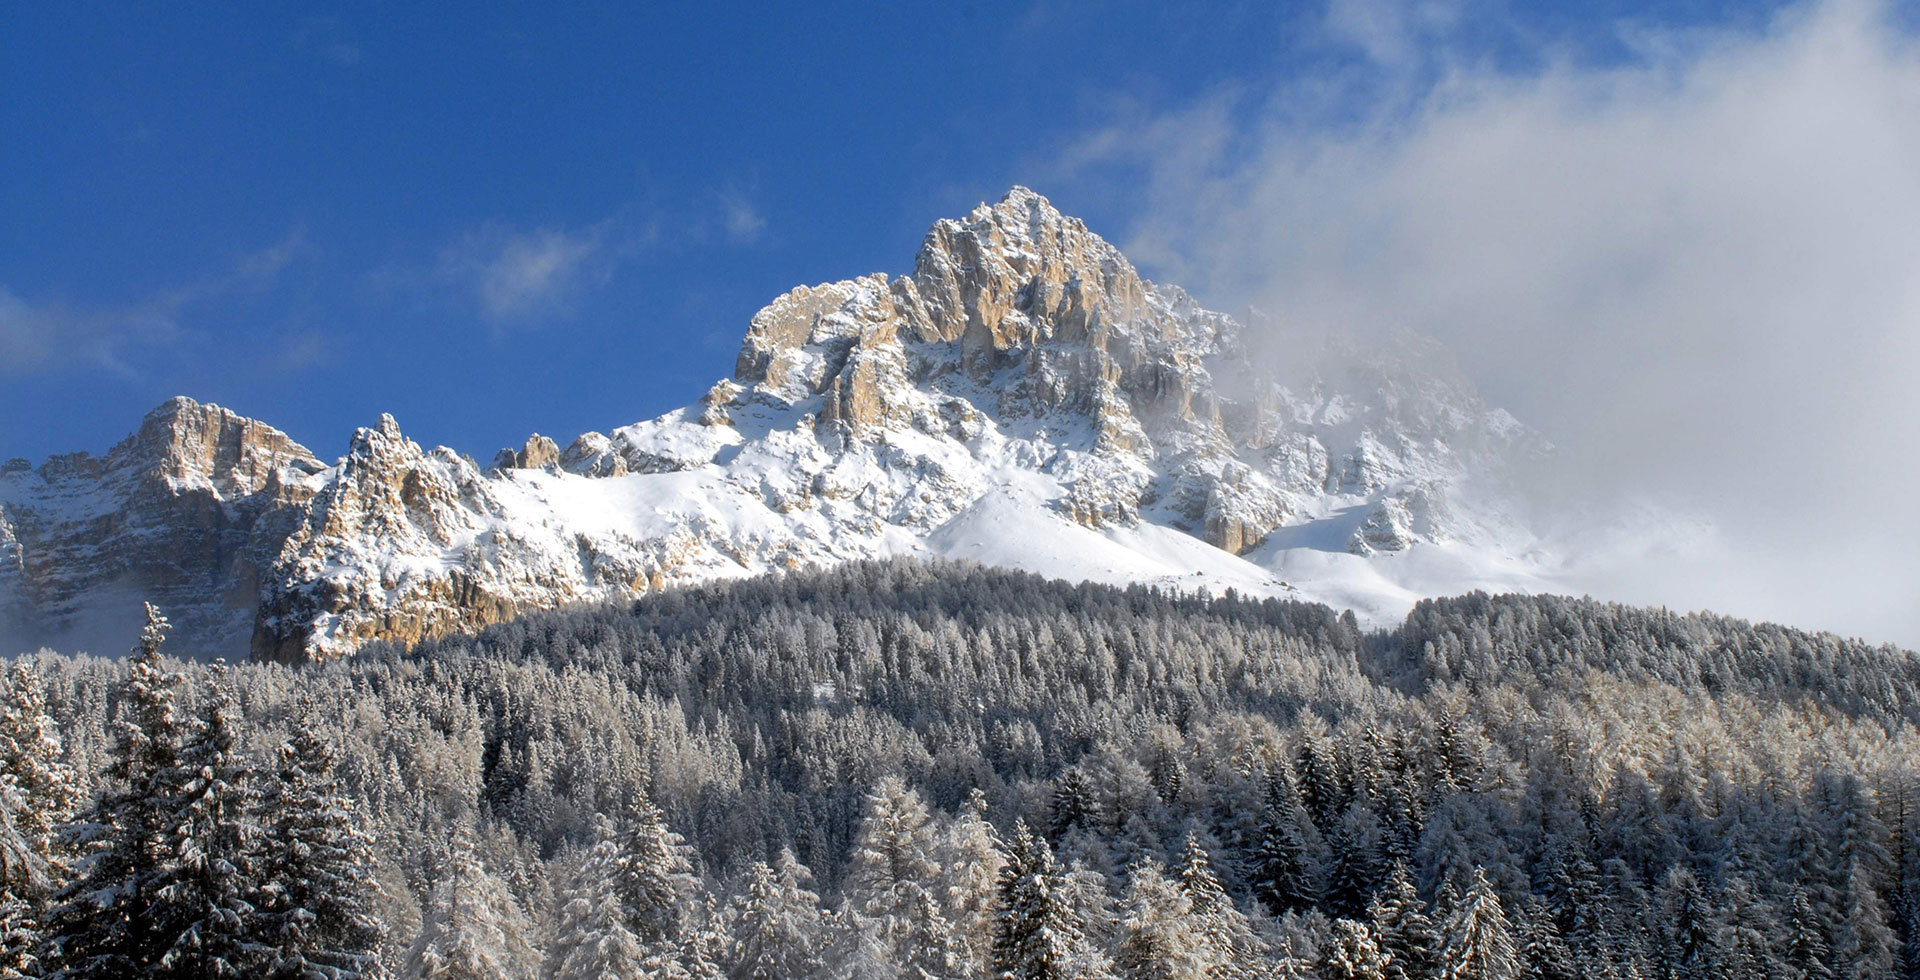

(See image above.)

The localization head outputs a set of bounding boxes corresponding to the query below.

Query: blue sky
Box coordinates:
[0,0,1826,462]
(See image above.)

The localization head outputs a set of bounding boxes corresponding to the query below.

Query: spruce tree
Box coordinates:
[1509,895,1574,980]
[1112,859,1213,980]
[44,603,190,978]
[680,894,728,980]
[405,830,541,980]
[1049,772,1096,843]
[148,670,264,978]
[726,851,826,980]
[0,781,47,979]
[1368,862,1438,980]
[0,656,81,882]
[1250,773,1320,916]
[1175,833,1230,920]
[1655,865,1720,980]
[1436,868,1517,980]
[1781,886,1835,980]
[1327,803,1386,921]
[1321,918,1393,980]
[936,788,1005,975]
[0,657,76,979]
[993,822,1081,980]
[616,789,700,948]
[1175,832,1256,973]
[258,726,384,979]
[1714,877,1783,980]
[548,817,652,980]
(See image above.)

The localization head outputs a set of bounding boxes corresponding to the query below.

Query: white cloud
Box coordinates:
[719,191,766,245]
[1323,0,1463,69]
[1062,0,1920,643]
[438,223,608,324]
[0,234,306,377]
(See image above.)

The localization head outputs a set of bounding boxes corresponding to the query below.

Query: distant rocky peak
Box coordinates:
[32,396,323,503]
[726,187,1237,445]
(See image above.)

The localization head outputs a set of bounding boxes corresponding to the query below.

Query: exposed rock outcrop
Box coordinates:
[0,397,324,657]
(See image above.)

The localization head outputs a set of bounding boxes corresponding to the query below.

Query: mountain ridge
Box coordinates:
[2,188,1555,662]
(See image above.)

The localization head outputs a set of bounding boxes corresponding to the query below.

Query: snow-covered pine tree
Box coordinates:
[0,780,46,979]
[993,821,1082,980]
[1818,771,1901,980]
[405,829,541,980]
[1436,867,1517,980]
[1174,832,1256,974]
[725,850,826,980]
[1049,772,1096,843]
[1112,859,1213,980]
[548,816,653,980]
[936,787,1005,974]
[1326,803,1386,921]
[896,884,968,980]
[1781,885,1836,980]
[824,905,893,980]
[1321,918,1393,980]
[1593,858,1654,975]
[1368,862,1438,980]
[43,603,190,979]
[1713,876,1781,980]
[846,776,940,921]
[1270,940,1314,980]
[1655,865,1721,980]
[0,656,77,979]
[258,725,384,979]
[148,666,264,978]
[1175,833,1230,920]
[680,893,728,980]
[1508,895,1574,980]
[839,777,956,980]
[0,657,81,884]
[1835,871,1900,980]
[617,789,701,948]
[1249,773,1319,917]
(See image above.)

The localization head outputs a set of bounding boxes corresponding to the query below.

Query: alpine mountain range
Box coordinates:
[8,188,1588,663]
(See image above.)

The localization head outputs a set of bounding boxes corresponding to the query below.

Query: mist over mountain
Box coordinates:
[1058,0,1920,646]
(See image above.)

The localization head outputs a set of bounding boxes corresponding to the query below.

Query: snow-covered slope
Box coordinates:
[3,188,1559,662]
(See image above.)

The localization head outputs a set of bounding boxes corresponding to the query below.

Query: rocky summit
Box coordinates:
[1,188,1552,663]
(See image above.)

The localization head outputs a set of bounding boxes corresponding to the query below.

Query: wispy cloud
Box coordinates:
[427,188,765,326]
[0,233,309,378]
[718,190,766,245]
[436,222,610,325]
[0,288,180,378]
[1059,0,1920,642]
[293,16,362,68]
[1322,0,1464,70]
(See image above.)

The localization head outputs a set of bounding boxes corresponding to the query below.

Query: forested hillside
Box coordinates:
[0,559,1915,978]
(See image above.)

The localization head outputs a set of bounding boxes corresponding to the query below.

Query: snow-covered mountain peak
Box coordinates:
[3,191,1559,663]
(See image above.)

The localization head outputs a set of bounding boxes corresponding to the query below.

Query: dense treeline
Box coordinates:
[0,558,1913,978]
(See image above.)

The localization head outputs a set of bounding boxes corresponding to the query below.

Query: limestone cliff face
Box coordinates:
[0,398,324,657]
[3,189,1545,664]
[711,187,1508,556]
[251,415,671,663]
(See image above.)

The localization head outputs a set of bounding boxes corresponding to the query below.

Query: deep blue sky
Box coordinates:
[2,0,1794,463]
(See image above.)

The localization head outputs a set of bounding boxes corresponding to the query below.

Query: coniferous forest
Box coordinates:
[0,559,1916,979]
